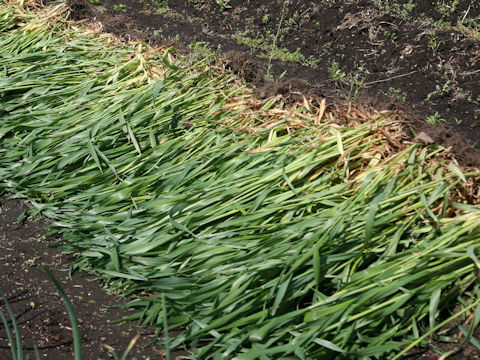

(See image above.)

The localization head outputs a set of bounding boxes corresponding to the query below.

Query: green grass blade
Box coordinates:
[43,266,83,360]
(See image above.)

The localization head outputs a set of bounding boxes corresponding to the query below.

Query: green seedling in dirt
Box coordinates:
[277,70,287,82]
[329,59,346,80]
[155,7,169,15]
[426,80,451,103]
[348,72,366,100]
[380,87,407,102]
[433,18,452,30]
[268,47,306,63]
[152,0,170,15]
[104,334,142,360]
[43,267,83,359]
[474,108,480,120]
[113,4,126,12]
[262,13,270,24]
[236,34,319,67]
[215,0,231,11]
[401,0,415,18]
[383,29,397,43]
[285,10,301,28]
[347,61,368,100]
[426,112,446,125]
[374,0,400,13]
[437,0,460,20]
[428,32,441,55]
[467,93,480,105]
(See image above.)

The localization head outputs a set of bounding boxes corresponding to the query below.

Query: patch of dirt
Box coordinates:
[68,0,97,20]
[0,199,167,359]
[64,0,480,167]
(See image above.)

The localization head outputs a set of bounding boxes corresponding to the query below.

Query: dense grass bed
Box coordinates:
[1,2,480,359]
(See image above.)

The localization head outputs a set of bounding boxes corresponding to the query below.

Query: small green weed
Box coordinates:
[426,112,446,125]
[401,0,415,18]
[426,80,451,103]
[329,59,346,80]
[215,0,231,11]
[436,0,460,20]
[285,10,300,28]
[155,6,169,15]
[428,32,442,54]
[348,72,366,100]
[380,87,407,102]
[113,4,126,12]
[236,34,319,67]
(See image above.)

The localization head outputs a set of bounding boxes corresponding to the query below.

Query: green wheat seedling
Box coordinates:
[43,266,83,360]
[0,290,28,360]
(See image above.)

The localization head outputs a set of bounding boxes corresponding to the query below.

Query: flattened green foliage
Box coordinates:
[1,4,480,359]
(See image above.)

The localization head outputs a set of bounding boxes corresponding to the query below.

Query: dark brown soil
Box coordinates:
[64,0,480,167]
[0,199,166,359]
